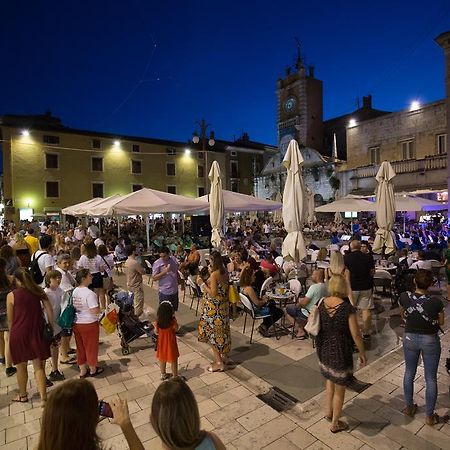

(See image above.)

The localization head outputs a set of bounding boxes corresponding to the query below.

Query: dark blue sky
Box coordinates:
[1,0,450,146]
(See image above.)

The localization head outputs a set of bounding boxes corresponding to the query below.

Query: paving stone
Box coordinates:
[307,418,365,450]
[236,404,280,431]
[382,424,440,450]
[284,426,317,449]
[263,436,301,449]
[212,384,253,407]
[214,420,248,445]
[5,418,40,443]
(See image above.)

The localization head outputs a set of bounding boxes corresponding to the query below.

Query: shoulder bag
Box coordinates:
[58,289,76,330]
[304,297,325,337]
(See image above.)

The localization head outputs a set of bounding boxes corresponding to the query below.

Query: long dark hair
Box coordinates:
[157,301,174,329]
[37,379,101,450]
[211,252,226,274]
[0,258,11,290]
[14,267,45,299]
[84,242,97,259]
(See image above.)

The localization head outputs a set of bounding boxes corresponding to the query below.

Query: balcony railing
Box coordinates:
[353,154,447,178]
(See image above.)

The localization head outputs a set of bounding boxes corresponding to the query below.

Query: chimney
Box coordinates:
[241,132,250,142]
[285,66,291,76]
[362,95,372,109]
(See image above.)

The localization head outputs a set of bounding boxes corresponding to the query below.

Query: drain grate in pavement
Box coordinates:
[257,386,298,412]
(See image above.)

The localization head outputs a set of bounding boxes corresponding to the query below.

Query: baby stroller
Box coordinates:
[392,264,416,307]
[112,290,155,355]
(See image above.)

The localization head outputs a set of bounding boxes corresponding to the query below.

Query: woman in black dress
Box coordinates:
[315,274,367,433]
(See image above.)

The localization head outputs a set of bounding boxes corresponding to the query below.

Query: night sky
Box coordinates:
[1,0,450,146]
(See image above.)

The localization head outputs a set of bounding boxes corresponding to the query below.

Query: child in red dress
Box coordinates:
[154,301,179,380]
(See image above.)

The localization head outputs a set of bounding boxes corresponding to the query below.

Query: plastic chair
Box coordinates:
[239,293,271,344]
[186,277,202,316]
[144,260,153,286]
[288,279,302,300]
[260,276,273,298]
[274,256,284,268]
[178,270,188,302]
[373,269,393,298]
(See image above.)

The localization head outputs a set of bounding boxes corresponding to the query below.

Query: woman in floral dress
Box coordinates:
[197,252,230,372]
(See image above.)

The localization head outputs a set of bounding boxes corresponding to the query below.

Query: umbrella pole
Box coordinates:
[117,217,120,237]
[146,215,150,252]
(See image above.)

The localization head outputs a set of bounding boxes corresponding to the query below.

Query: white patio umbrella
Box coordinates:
[62,197,103,216]
[315,197,376,212]
[198,190,282,212]
[306,188,316,227]
[282,140,307,262]
[273,192,283,221]
[373,161,396,255]
[394,195,445,212]
[209,161,224,249]
[333,191,343,224]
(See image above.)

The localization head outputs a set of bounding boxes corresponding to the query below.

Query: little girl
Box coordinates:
[154,301,179,380]
[44,270,65,382]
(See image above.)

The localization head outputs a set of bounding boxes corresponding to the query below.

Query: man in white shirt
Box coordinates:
[33,235,55,287]
[410,250,432,271]
[74,225,85,242]
[87,222,99,239]
[285,269,327,338]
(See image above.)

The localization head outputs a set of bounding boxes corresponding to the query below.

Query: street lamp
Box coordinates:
[192,118,215,192]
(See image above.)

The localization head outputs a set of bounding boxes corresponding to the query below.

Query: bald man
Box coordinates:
[344,240,375,339]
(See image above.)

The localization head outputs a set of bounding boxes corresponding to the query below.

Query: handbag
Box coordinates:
[42,320,53,341]
[58,290,76,330]
[304,298,324,337]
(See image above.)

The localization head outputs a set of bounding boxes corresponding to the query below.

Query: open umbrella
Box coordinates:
[282,140,307,262]
[373,161,396,255]
[209,161,224,249]
[273,192,283,222]
[315,197,376,212]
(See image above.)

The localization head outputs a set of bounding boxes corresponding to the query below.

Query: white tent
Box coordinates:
[395,195,445,212]
[198,190,282,212]
[315,197,376,213]
[61,197,103,216]
[101,188,207,215]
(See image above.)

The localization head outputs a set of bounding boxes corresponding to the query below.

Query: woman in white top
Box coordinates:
[72,269,103,378]
[78,242,108,309]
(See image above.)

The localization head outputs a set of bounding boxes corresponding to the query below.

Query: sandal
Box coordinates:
[330,420,349,433]
[60,357,77,365]
[79,369,90,379]
[90,367,104,377]
[426,413,440,426]
[12,394,28,403]
[295,333,308,340]
[402,404,418,417]
[207,364,224,373]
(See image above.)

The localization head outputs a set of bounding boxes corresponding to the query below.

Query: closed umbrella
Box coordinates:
[333,191,343,224]
[373,161,396,255]
[306,187,316,227]
[209,161,224,249]
[282,140,307,262]
[273,192,283,222]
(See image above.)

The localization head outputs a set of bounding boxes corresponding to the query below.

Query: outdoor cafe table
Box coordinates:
[266,290,296,307]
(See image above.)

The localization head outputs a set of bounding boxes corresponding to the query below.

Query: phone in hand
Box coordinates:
[99,400,113,418]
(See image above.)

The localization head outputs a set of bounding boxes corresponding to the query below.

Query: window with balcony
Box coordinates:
[91,157,103,172]
[198,186,205,197]
[231,151,237,157]
[92,183,104,198]
[230,160,239,178]
[131,160,142,174]
[45,153,59,169]
[43,135,60,145]
[167,185,176,194]
[167,162,176,176]
[132,144,140,153]
[46,181,59,198]
[369,146,380,165]
[437,134,447,155]
[92,139,102,149]
[197,165,204,178]
[401,140,415,159]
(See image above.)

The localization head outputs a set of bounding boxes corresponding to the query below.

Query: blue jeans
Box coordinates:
[403,332,441,416]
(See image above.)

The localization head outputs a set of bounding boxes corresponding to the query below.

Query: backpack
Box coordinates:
[29,252,47,284]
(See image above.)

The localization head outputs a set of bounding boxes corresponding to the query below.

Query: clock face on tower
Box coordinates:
[284,96,297,113]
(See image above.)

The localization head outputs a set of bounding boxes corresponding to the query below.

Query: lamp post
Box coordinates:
[192,118,215,193]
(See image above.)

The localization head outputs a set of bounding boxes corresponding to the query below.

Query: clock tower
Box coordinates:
[277,48,323,156]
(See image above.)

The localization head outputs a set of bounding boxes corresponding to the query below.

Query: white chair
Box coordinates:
[288,279,302,300]
[144,260,153,285]
[373,269,393,298]
[260,276,273,298]
[239,293,271,344]
[186,277,202,316]
[274,256,284,268]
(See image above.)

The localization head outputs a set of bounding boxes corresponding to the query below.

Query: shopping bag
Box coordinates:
[100,304,119,334]
[304,298,324,337]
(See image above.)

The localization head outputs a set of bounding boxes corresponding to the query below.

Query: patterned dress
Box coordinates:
[198,281,231,355]
[315,300,355,386]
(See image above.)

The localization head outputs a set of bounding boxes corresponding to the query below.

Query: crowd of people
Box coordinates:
[0,213,448,443]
